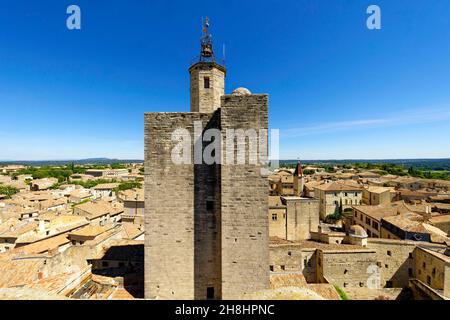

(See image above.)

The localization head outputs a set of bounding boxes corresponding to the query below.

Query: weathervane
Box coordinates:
[200,16,215,62]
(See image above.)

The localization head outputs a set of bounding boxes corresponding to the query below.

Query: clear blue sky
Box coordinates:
[1,0,450,160]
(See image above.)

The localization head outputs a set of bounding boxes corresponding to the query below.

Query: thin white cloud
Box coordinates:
[282,107,450,137]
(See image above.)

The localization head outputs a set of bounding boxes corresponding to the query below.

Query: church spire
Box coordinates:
[294,159,305,197]
[294,160,304,177]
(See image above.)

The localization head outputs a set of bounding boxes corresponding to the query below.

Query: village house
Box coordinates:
[73,201,123,226]
[91,183,120,199]
[68,224,118,246]
[429,214,450,234]
[383,176,423,190]
[268,173,280,195]
[0,165,26,174]
[334,172,358,180]
[0,220,38,252]
[70,173,96,181]
[85,169,128,178]
[352,201,436,239]
[89,240,144,273]
[121,223,145,241]
[69,188,93,204]
[304,180,322,198]
[16,208,40,221]
[429,194,450,204]
[13,233,72,256]
[51,184,79,198]
[430,202,450,214]
[13,215,89,248]
[412,247,450,299]
[314,181,364,219]
[380,213,450,244]
[362,186,392,205]
[268,196,287,239]
[38,197,68,212]
[395,189,438,203]
[352,203,400,238]
[0,176,12,185]
[7,180,29,192]
[357,171,381,181]
[117,188,144,227]
[18,191,53,204]
[30,178,58,191]
[275,170,295,196]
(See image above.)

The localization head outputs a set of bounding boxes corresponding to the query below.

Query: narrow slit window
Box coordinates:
[204,77,210,88]
[206,200,214,212]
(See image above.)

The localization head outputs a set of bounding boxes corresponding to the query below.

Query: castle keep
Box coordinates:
[144,19,269,300]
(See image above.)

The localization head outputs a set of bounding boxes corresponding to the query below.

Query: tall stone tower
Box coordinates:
[293,160,305,197]
[144,18,269,300]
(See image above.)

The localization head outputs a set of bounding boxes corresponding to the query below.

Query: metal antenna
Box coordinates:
[222,43,226,65]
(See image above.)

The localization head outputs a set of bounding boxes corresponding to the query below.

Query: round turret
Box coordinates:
[232,87,252,96]
[349,225,368,238]
[348,225,368,247]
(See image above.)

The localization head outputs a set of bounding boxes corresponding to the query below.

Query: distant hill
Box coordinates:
[0,158,143,167]
[279,158,450,171]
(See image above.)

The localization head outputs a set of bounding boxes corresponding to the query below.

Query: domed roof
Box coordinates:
[349,225,368,238]
[232,87,252,96]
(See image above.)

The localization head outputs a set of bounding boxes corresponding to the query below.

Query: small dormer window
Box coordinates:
[204,77,210,88]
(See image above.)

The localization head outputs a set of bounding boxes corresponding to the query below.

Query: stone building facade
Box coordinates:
[268,196,319,241]
[144,28,269,300]
[314,182,363,219]
[283,197,319,241]
[413,247,450,298]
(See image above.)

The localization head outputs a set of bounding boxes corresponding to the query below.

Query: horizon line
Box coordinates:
[1,157,450,163]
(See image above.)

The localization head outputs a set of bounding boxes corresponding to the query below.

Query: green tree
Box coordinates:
[0,185,19,199]
[114,181,142,193]
[111,163,126,169]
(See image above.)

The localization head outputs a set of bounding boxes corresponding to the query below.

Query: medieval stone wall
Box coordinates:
[367,238,447,288]
[144,112,212,300]
[220,94,269,299]
[284,198,319,241]
[317,249,377,288]
[269,244,317,282]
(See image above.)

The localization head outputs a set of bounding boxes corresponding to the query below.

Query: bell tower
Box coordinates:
[294,160,305,197]
[189,17,226,113]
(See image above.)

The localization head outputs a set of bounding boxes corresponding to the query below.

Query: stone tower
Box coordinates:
[293,160,304,197]
[144,18,269,300]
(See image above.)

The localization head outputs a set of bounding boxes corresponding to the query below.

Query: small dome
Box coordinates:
[349,225,368,238]
[232,87,252,96]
